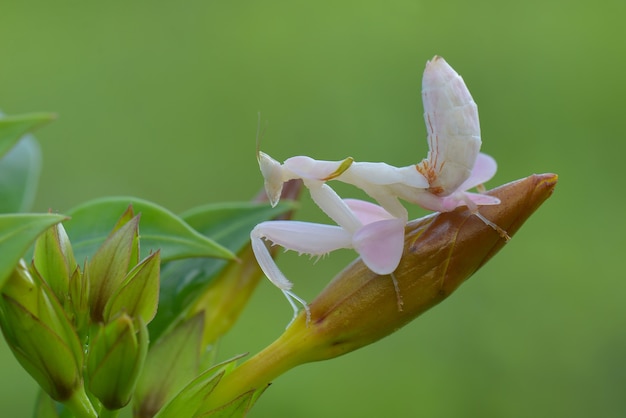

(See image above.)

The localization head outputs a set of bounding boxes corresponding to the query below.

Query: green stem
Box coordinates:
[99,408,121,418]
[63,385,98,418]
[202,328,309,411]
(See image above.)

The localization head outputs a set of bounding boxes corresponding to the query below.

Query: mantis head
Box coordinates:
[257,151,285,207]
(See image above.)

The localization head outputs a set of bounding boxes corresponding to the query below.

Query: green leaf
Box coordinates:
[0,112,54,159]
[197,389,256,418]
[134,314,205,417]
[34,390,61,418]
[180,201,296,250]
[33,391,77,418]
[153,354,246,418]
[0,135,42,213]
[0,213,68,289]
[149,201,294,341]
[157,370,225,418]
[64,197,235,263]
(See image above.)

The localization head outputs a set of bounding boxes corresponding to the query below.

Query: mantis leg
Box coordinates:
[251,220,353,326]
[458,193,511,241]
[304,180,363,233]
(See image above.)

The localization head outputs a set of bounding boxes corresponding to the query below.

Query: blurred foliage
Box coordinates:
[1,0,624,417]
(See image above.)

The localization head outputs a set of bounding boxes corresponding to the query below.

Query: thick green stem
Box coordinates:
[203,328,307,411]
[63,385,98,418]
[99,407,121,418]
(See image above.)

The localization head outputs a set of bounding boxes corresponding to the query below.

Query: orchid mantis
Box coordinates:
[251,56,509,325]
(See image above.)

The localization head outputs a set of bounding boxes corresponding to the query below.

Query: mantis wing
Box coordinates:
[458,152,498,191]
[420,56,481,195]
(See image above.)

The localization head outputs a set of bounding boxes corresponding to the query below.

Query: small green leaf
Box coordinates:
[64,197,235,263]
[33,391,77,418]
[154,354,247,418]
[134,314,205,418]
[0,112,54,159]
[0,213,68,289]
[34,390,61,418]
[0,135,42,213]
[197,389,256,418]
[149,201,294,341]
[159,370,225,418]
[180,201,296,250]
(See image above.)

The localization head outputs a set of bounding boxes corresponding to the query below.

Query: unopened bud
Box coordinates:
[199,173,558,409]
[0,260,83,401]
[86,314,148,410]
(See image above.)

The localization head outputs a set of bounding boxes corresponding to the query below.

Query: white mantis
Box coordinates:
[251,56,509,325]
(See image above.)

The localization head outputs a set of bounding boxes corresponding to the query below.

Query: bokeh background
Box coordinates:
[1,1,625,417]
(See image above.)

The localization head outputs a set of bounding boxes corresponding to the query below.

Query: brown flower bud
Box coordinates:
[199,173,558,410]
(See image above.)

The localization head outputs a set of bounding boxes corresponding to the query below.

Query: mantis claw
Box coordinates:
[390,272,404,312]
[283,289,311,328]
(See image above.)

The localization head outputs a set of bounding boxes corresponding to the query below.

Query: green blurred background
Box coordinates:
[1,1,624,417]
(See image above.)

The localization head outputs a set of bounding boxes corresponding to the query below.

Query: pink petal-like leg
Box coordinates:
[459,193,511,241]
[251,220,353,326]
[305,181,363,233]
[352,218,406,275]
[352,217,407,310]
[347,199,406,310]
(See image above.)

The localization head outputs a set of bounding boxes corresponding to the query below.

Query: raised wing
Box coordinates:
[417,56,481,196]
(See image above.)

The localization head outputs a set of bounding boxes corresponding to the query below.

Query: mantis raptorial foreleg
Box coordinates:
[251,198,406,325]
